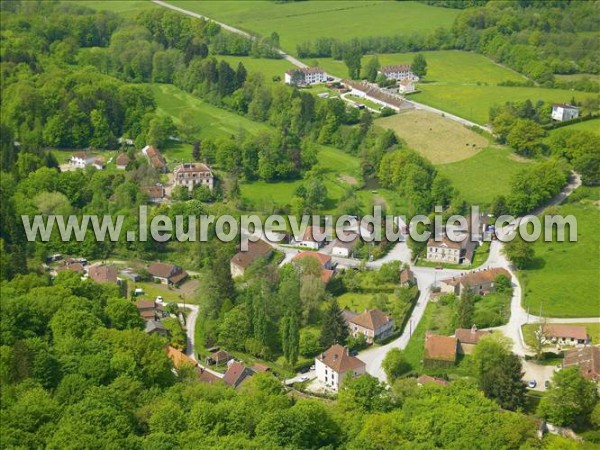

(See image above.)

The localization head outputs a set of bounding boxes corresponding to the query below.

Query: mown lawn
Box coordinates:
[70,0,159,17]
[548,118,600,136]
[168,1,458,55]
[215,55,296,83]
[519,199,600,318]
[436,147,530,207]
[376,109,489,164]
[521,323,600,348]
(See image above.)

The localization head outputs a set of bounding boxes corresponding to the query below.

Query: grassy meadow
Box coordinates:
[70,0,159,17]
[436,147,530,206]
[549,118,600,135]
[519,196,600,318]
[376,109,489,164]
[168,1,458,55]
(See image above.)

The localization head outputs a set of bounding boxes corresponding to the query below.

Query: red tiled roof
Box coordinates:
[148,262,183,279]
[455,328,492,345]
[424,334,457,362]
[166,346,196,369]
[543,325,589,341]
[230,240,273,270]
[427,237,464,250]
[317,344,365,374]
[400,268,414,284]
[349,309,393,333]
[443,268,511,288]
[197,367,222,384]
[563,346,600,381]
[293,251,331,267]
[116,153,130,166]
[286,66,326,76]
[379,64,411,73]
[88,265,118,284]
[301,226,326,243]
[321,269,334,284]
[223,361,252,387]
[417,374,449,386]
[136,300,156,310]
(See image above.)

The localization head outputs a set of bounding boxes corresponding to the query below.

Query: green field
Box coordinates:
[519,199,600,318]
[215,55,295,82]
[168,1,458,55]
[71,0,158,17]
[549,118,600,135]
[522,323,600,348]
[317,50,526,83]
[411,84,595,126]
[377,109,489,164]
[436,147,529,206]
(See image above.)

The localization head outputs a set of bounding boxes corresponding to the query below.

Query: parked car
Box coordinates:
[299,366,310,374]
[134,288,145,296]
[527,380,537,388]
[156,296,164,303]
[299,375,309,382]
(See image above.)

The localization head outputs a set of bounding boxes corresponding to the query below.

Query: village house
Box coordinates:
[425,236,475,265]
[377,64,419,82]
[399,267,415,287]
[56,261,85,275]
[173,163,214,192]
[70,152,96,169]
[136,299,163,322]
[284,67,327,86]
[346,309,395,343]
[145,319,169,337]
[141,184,166,204]
[455,326,492,355]
[292,251,335,284]
[92,158,105,170]
[551,104,579,121]
[142,145,168,172]
[230,239,273,278]
[542,324,589,346]
[87,264,119,285]
[223,361,254,389]
[423,333,457,368]
[315,344,366,391]
[331,232,359,258]
[166,346,223,384]
[397,78,416,94]
[563,345,600,382]
[206,349,232,366]
[440,267,511,296]
[294,225,327,250]
[115,153,130,170]
[148,262,188,286]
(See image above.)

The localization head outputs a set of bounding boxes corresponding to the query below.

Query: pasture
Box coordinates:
[436,147,529,206]
[168,1,459,54]
[549,118,600,135]
[71,1,158,17]
[519,199,600,318]
[376,109,489,164]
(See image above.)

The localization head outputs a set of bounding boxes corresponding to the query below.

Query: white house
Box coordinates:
[70,152,96,169]
[398,78,416,94]
[378,64,419,82]
[315,344,366,391]
[346,309,394,344]
[173,163,214,192]
[551,104,579,121]
[284,67,327,86]
[294,226,326,250]
[331,232,359,258]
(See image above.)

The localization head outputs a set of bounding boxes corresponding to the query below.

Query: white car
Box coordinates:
[156,296,164,303]
[299,375,309,382]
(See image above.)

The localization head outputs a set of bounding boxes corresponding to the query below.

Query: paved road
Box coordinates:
[153,0,307,69]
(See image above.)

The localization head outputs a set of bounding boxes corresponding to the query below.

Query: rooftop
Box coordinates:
[442,268,511,288]
[88,265,118,284]
[349,309,393,332]
[379,64,411,73]
[424,334,457,362]
[543,324,589,341]
[230,240,273,269]
[292,251,331,267]
[455,327,492,345]
[317,344,365,373]
[563,346,600,381]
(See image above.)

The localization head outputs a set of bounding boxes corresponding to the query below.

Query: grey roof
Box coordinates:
[145,319,167,334]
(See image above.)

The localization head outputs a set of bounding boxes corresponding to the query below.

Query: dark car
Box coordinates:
[299,366,310,374]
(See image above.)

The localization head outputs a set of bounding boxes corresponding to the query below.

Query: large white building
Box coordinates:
[315,344,366,391]
[377,64,419,82]
[70,152,96,169]
[284,67,328,86]
[173,163,214,192]
[551,104,579,121]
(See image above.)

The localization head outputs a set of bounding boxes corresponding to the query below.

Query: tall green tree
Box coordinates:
[479,352,527,411]
[319,299,349,348]
[411,53,427,79]
[503,235,535,269]
[455,292,475,328]
[343,47,362,80]
[363,55,380,82]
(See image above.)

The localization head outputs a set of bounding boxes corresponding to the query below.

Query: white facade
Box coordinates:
[426,242,462,264]
[378,65,419,82]
[314,357,365,391]
[551,104,579,121]
[332,246,351,258]
[285,67,327,86]
[173,163,214,192]
[70,154,96,169]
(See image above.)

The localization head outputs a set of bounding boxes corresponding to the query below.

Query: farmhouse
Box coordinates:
[173,163,214,192]
[543,324,589,346]
[399,267,415,286]
[294,225,327,250]
[423,333,457,368]
[347,309,394,343]
[563,346,600,382]
[56,261,85,275]
[440,267,511,296]
[284,67,327,86]
[206,350,232,366]
[551,104,579,122]
[148,262,188,286]
[331,232,359,258]
[315,344,366,391]
[455,326,492,355]
[378,64,418,81]
[230,239,274,278]
[145,319,169,337]
[166,346,223,384]
[141,184,165,204]
[115,153,130,170]
[88,264,118,285]
[398,78,416,94]
[417,374,449,387]
[136,299,163,322]
[223,361,254,389]
[70,152,96,169]
[142,145,168,172]
[425,236,475,265]
[292,251,334,284]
